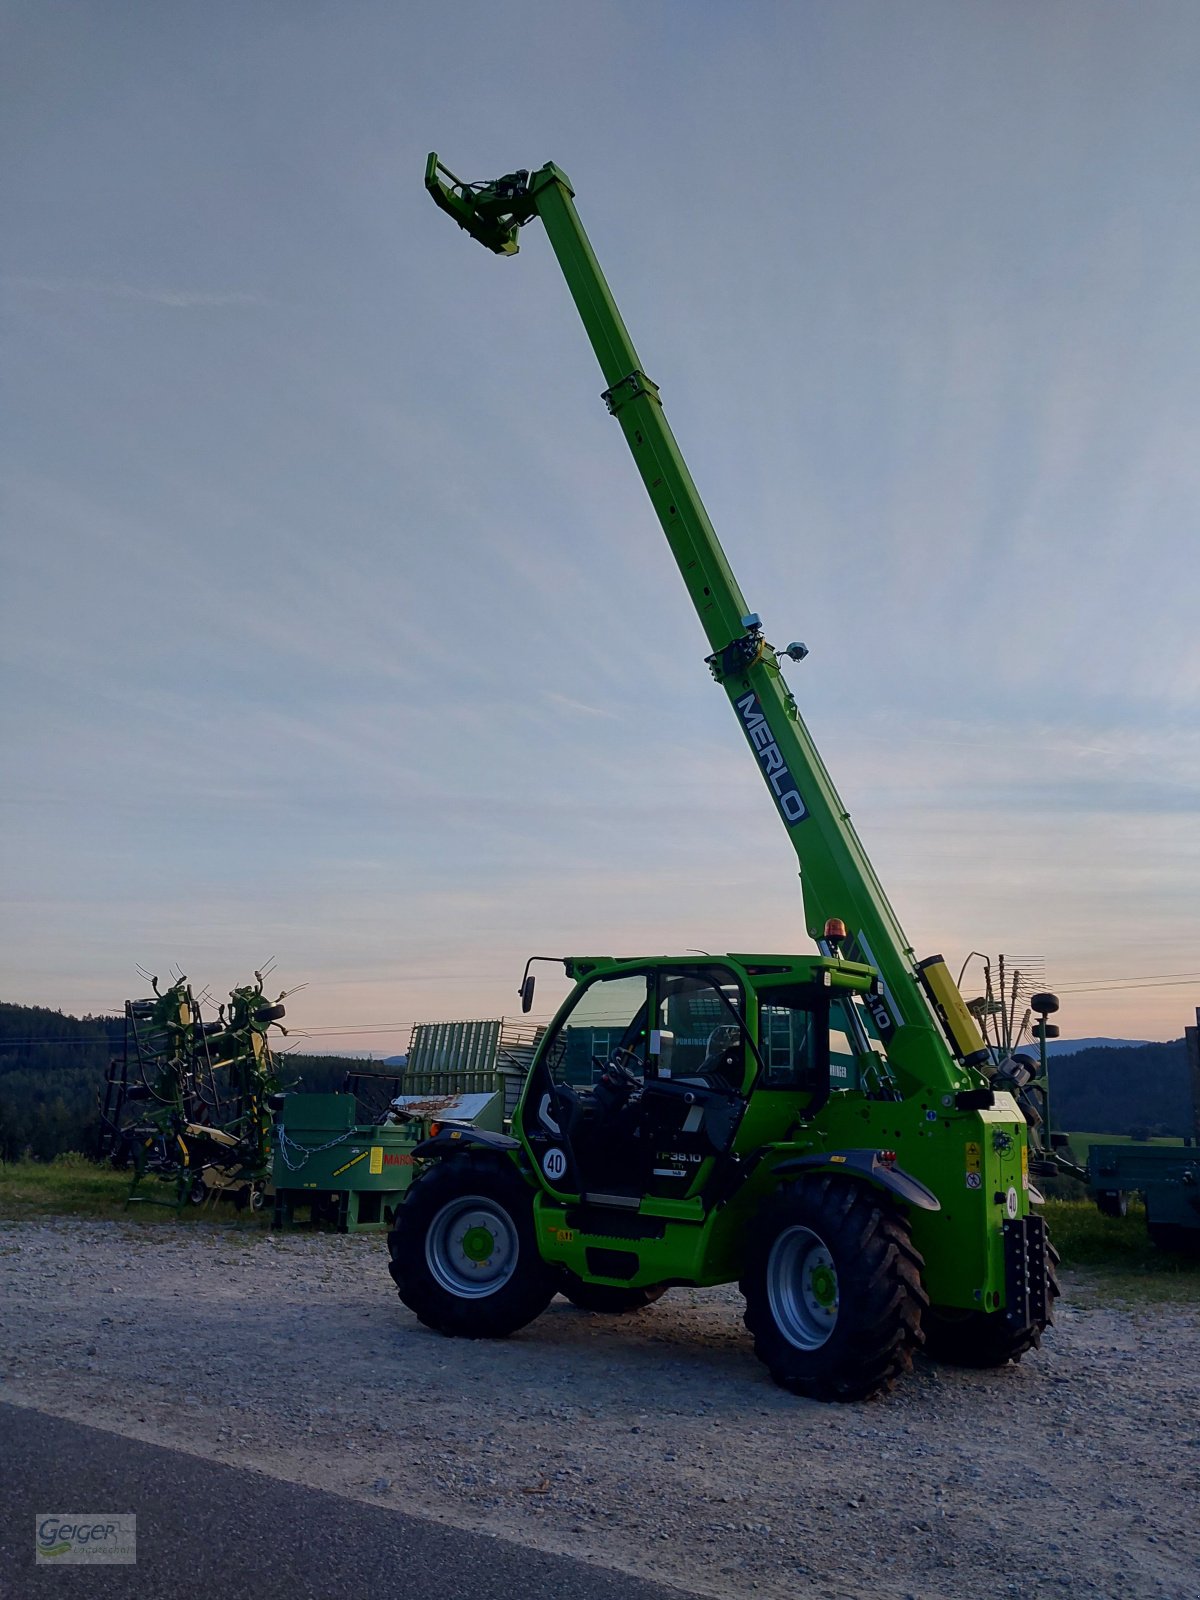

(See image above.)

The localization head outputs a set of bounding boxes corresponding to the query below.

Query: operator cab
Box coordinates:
[516,956,853,1204]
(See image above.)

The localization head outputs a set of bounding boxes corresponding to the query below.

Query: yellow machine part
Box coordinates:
[917,955,991,1069]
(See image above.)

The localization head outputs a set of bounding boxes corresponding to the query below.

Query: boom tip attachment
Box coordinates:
[425,152,531,255]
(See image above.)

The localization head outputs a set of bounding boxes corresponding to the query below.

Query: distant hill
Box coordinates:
[1041,1036,1152,1057]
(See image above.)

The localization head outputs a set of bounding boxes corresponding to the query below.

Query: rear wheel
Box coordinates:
[923,1239,1061,1367]
[741,1176,927,1402]
[387,1155,555,1338]
[560,1280,667,1314]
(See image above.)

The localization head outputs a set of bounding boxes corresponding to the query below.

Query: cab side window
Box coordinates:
[655,970,746,1090]
[757,988,819,1089]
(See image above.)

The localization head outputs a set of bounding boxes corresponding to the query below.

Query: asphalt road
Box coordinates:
[0,1402,691,1600]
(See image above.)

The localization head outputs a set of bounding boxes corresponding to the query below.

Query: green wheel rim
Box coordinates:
[767,1224,840,1350]
[426,1194,519,1299]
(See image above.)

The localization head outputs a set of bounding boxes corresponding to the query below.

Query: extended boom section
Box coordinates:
[427,157,985,1096]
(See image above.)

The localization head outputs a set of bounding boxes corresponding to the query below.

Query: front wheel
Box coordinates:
[387,1155,555,1338]
[741,1176,927,1403]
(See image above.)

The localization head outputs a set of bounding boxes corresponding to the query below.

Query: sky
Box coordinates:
[3,1,1198,1053]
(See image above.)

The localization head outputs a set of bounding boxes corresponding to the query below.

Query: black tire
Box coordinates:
[923,1238,1061,1368]
[387,1154,555,1338]
[740,1176,927,1403]
[1148,1221,1200,1256]
[1095,1189,1127,1219]
[560,1279,667,1314]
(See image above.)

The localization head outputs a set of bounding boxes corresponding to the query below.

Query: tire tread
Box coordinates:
[740,1176,927,1403]
[387,1153,554,1339]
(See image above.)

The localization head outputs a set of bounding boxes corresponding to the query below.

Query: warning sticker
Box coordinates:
[331,1151,368,1179]
[369,1146,383,1175]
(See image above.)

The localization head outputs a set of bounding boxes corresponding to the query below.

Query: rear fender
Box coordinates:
[773,1148,940,1212]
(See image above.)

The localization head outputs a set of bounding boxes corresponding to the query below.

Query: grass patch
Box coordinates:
[1043,1197,1200,1301]
[0,1156,264,1227]
[0,1155,132,1218]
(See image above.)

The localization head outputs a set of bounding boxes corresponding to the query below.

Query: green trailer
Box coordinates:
[1087,1139,1200,1250]
[1084,1008,1200,1251]
[273,1089,503,1232]
[272,1018,537,1230]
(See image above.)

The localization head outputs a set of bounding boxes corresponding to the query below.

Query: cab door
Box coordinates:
[637,966,752,1200]
[517,970,651,1197]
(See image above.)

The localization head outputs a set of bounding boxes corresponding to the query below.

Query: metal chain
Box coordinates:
[273,1123,355,1173]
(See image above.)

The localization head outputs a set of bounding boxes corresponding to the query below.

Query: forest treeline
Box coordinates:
[1039,1036,1193,1139]
[0,999,1192,1162]
[0,1000,380,1162]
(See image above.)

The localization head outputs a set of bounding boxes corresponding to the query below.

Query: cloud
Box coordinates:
[542,691,621,721]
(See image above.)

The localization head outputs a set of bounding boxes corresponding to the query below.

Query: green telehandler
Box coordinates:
[387,157,1058,1401]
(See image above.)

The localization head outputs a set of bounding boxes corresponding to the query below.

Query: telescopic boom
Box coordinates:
[425,154,990,1098]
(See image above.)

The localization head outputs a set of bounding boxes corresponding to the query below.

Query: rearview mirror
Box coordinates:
[520,975,536,1014]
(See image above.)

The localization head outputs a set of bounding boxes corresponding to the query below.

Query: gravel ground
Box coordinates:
[2,1218,1198,1600]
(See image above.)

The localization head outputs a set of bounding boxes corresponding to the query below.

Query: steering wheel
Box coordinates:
[591,1049,641,1116]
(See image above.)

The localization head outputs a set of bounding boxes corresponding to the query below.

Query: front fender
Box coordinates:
[410,1125,521,1162]
[772,1149,941,1212]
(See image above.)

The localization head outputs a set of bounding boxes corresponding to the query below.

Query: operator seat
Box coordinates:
[678,1025,742,1093]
